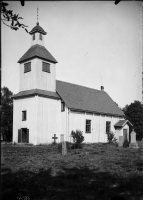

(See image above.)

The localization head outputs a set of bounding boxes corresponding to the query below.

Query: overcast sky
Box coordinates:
[2,1,142,108]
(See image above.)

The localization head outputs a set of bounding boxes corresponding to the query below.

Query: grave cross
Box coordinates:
[52,134,58,144]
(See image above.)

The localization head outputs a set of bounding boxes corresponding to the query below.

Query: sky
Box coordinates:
[2,1,142,108]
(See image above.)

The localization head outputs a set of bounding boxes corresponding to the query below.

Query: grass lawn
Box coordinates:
[1,141,143,200]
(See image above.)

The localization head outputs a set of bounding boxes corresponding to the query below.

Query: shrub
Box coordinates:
[106,131,117,144]
[71,130,84,149]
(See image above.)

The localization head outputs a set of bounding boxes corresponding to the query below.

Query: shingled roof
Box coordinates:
[56,80,125,117]
[29,22,47,35]
[114,120,133,127]
[12,89,60,100]
[18,44,58,63]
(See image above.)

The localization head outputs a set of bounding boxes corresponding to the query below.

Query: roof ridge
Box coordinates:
[56,80,102,93]
[29,44,46,49]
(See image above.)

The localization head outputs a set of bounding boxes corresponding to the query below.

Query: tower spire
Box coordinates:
[37,7,39,25]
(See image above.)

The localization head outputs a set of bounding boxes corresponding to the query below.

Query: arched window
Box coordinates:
[39,33,42,40]
[33,34,35,40]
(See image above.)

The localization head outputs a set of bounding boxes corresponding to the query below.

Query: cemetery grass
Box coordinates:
[1,142,143,200]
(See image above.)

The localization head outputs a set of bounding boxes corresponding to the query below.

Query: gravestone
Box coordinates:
[60,134,64,143]
[118,136,124,147]
[60,134,67,156]
[129,130,139,148]
[62,141,67,156]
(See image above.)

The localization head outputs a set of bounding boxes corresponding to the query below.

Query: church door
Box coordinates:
[18,128,29,143]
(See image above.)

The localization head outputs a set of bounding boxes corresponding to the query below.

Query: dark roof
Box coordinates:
[56,80,125,117]
[114,120,126,127]
[114,120,133,127]
[18,44,58,63]
[29,22,47,35]
[12,89,60,100]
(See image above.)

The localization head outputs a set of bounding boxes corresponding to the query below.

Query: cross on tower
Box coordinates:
[52,134,58,144]
[37,8,38,23]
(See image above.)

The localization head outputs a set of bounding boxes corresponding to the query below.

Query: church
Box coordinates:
[12,22,132,145]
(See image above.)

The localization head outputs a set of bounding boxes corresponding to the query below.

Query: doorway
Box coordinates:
[18,128,29,143]
[123,129,128,141]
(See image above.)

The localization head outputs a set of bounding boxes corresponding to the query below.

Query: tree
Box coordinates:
[122,101,143,140]
[1,1,28,32]
[1,87,13,141]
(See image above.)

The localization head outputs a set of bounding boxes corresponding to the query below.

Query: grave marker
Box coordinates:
[60,134,67,156]
[62,141,67,156]
[118,136,124,147]
[52,134,58,144]
[129,129,139,148]
[60,134,64,143]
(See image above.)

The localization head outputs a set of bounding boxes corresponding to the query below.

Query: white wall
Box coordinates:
[36,96,61,144]
[13,97,37,144]
[19,58,56,92]
[13,96,61,145]
[67,111,125,143]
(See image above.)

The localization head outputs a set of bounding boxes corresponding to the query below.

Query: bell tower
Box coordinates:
[13,15,61,145]
[17,20,57,92]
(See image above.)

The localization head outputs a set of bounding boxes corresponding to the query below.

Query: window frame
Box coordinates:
[106,121,111,133]
[24,62,31,73]
[42,62,50,73]
[22,111,27,121]
[85,119,91,133]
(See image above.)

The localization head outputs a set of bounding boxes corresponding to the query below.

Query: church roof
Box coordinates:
[18,44,58,63]
[29,22,47,35]
[56,80,125,117]
[12,89,60,100]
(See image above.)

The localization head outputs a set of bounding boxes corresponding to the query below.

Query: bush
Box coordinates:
[71,130,84,149]
[106,131,117,144]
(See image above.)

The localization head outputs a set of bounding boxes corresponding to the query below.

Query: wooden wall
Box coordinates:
[19,58,56,92]
[67,111,124,143]
[13,97,37,144]
[36,96,61,144]
[13,96,61,145]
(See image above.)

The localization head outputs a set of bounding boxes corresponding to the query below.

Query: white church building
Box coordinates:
[12,22,132,145]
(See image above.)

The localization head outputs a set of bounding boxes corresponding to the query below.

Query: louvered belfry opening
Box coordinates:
[42,62,50,73]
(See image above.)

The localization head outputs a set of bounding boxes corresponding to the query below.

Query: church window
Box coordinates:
[86,120,91,133]
[42,62,50,73]
[61,102,65,112]
[22,111,27,121]
[106,121,111,133]
[24,62,31,73]
[39,33,42,40]
[33,33,35,40]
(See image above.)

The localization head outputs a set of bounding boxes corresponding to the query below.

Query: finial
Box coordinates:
[37,7,39,25]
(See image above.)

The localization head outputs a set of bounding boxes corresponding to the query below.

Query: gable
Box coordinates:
[114,120,133,128]
[56,80,125,117]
